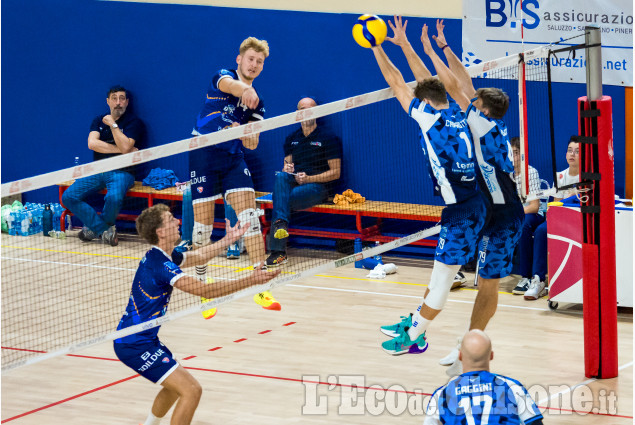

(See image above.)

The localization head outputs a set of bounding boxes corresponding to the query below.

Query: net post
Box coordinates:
[579,27,618,379]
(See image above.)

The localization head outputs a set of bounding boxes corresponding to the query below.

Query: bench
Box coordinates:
[57,181,442,247]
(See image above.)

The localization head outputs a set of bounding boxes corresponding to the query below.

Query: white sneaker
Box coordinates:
[512,277,531,295]
[451,271,467,289]
[524,275,547,300]
[446,358,463,377]
[439,337,461,366]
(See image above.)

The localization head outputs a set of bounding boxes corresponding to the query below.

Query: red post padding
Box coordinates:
[578,96,618,379]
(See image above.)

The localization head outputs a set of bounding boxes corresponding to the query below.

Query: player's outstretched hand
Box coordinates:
[241,86,260,110]
[420,24,434,55]
[224,218,248,244]
[385,15,409,47]
[249,262,281,286]
[433,19,447,49]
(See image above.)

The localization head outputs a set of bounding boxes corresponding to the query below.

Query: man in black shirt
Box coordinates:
[62,85,144,246]
[266,97,342,266]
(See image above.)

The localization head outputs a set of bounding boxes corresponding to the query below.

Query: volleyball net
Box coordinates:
[1,45,554,373]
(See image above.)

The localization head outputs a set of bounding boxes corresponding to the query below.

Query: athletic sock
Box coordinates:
[408,311,429,340]
[144,412,161,425]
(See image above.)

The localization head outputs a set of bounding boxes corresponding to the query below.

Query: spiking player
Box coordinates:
[420,21,525,374]
[113,204,280,425]
[188,36,281,314]
[423,330,544,425]
[369,20,489,355]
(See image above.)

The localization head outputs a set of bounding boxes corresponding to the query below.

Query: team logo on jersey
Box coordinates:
[162,357,170,363]
[310,141,322,147]
[244,168,251,176]
[198,187,203,193]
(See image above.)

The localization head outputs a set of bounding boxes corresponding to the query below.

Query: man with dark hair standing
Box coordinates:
[62,85,145,246]
[266,97,342,267]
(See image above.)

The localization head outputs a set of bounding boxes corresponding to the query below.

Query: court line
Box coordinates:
[538,361,634,408]
[1,244,140,259]
[4,255,631,317]
[0,375,140,423]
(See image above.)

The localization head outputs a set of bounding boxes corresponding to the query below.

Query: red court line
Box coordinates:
[258,330,272,334]
[182,355,196,360]
[208,347,222,351]
[282,321,296,326]
[1,375,140,423]
[1,346,46,353]
[234,338,247,343]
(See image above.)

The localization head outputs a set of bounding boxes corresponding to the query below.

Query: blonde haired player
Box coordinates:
[113,204,280,425]
[188,36,281,314]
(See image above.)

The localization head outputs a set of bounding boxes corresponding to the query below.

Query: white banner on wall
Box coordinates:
[462,0,633,86]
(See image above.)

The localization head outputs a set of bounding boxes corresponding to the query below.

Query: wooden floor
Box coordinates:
[1,234,632,424]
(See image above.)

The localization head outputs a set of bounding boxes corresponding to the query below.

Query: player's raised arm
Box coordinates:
[218,78,260,110]
[432,19,476,100]
[385,15,432,81]
[371,45,415,113]
[420,24,471,111]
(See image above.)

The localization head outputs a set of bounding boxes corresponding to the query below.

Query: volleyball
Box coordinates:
[352,14,387,48]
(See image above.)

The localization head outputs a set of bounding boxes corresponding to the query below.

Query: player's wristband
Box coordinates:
[441,45,449,51]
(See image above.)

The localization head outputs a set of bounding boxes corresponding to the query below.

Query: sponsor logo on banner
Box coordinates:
[345,95,367,109]
[463,0,633,86]
[9,180,32,194]
[295,108,314,121]
[132,150,153,164]
[244,122,263,135]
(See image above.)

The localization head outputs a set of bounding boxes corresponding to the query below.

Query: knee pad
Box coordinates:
[425,261,461,310]
[192,222,214,247]
[237,208,262,237]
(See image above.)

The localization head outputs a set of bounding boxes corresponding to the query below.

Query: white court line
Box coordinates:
[538,361,634,406]
[3,256,633,318]
[2,256,136,272]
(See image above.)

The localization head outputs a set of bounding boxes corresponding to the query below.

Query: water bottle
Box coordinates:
[66,215,72,232]
[42,204,53,236]
[53,204,62,231]
[7,211,16,235]
[354,238,363,269]
[373,241,383,263]
[20,211,29,236]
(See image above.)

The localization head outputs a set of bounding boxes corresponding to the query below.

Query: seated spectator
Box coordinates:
[62,85,144,246]
[522,136,580,300]
[510,137,548,295]
[266,97,342,266]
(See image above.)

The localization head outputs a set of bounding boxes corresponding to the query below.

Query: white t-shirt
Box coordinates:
[554,167,580,200]
[512,165,547,214]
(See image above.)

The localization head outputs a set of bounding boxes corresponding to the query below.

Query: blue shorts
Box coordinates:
[114,339,178,384]
[435,192,489,265]
[190,147,254,203]
[477,201,524,279]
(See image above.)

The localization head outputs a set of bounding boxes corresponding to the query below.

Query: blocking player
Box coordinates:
[369,32,489,355]
[113,204,280,425]
[189,36,280,311]
[420,21,524,374]
[423,330,544,425]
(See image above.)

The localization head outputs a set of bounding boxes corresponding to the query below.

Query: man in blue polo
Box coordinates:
[266,97,342,267]
[62,85,145,246]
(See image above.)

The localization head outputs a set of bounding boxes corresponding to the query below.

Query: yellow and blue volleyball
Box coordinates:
[352,15,387,48]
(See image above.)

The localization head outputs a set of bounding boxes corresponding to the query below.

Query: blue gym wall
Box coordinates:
[1,0,628,203]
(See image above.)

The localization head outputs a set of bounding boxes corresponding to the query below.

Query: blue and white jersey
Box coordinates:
[192,69,265,155]
[424,370,543,425]
[409,98,479,205]
[466,100,519,206]
[115,247,187,345]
